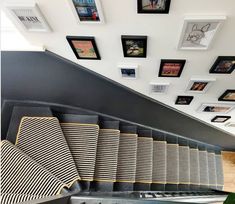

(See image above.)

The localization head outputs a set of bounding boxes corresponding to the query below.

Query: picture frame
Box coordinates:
[121,35,147,58]
[218,90,235,102]
[5,3,51,32]
[158,59,186,77]
[186,78,216,93]
[211,116,231,123]
[66,36,101,60]
[69,0,105,24]
[149,82,170,94]
[118,64,139,79]
[137,0,171,14]
[197,103,234,114]
[209,56,235,74]
[175,96,194,105]
[177,16,226,50]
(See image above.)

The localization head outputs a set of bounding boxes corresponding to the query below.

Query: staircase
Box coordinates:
[1,107,224,204]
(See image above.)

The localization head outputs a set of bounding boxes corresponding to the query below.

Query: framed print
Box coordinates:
[66,36,101,60]
[178,16,226,50]
[118,64,138,79]
[209,56,235,74]
[158,59,186,77]
[121,35,147,58]
[219,90,235,102]
[69,0,105,24]
[211,116,231,123]
[197,103,234,114]
[149,82,170,94]
[175,96,194,105]
[186,78,216,93]
[137,0,171,14]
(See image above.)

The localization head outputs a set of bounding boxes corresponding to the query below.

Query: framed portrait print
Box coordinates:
[219,90,235,102]
[158,59,186,77]
[186,78,216,93]
[69,0,105,24]
[178,16,226,50]
[211,116,231,123]
[137,0,171,14]
[118,64,138,79]
[197,103,234,114]
[121,35,147,58]
[66,36,101,60]
[175,96,194,105]
[209,56,235,74]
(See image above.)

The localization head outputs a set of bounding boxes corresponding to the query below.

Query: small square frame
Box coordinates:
[175,96,194,105]
[211,116,231,123]
[118,64,139,79]
[209,56,235,74]
[186,78,216,93]
[137,0,171,14]
[218,90,235,102]
[158,59,186,77]
[149,82,170,94]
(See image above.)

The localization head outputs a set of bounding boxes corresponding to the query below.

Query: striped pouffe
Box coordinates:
[16,117,80,188]
[0,193,43,204]
[1,140,66,196]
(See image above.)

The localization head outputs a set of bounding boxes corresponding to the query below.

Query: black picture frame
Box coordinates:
[211,116,231,123]
[158,59,186,77]
[218,90,235,102]
[175,96,194,105]
[137,0,171,14]
[209,56,235,74]
[121,35,147,58]
[66,36,101,60]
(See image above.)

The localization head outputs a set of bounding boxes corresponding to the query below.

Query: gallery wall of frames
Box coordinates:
[4,0,235,127]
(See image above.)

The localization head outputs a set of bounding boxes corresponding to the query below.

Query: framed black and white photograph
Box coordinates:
[211,116,231,123]
[137,0,171,14]
[175,96,194,105]
[66,36,101,60]
[218,90,235,102]
[209,56,235,74]
[158,59,186,77]
[186,78,216,93]
[178,16,226,50]
[197,103,234,114]
[118,64,138,79]
[121,35,147,58]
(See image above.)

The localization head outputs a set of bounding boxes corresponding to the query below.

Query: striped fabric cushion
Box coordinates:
[199,151,209,186]
[60,123,99,181]
[94,129,120,182]
[0,193,42,204]
[135,137,153,183]
[208,153,217,187]
[152,141,167,184]
[116,133,138,183]
[16,117,80,187]
[1,140,66,196]
[166,144,179,184]
[215,154,224,189]
[179,146,190,184]
[190,148,200,185]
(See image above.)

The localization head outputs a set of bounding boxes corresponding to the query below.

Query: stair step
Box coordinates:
[120,125,137,134]
[0,193,43,204]
[215,153,224,190]
[208,150,217,189]
[198,144,209,189]
[57,114,98,124]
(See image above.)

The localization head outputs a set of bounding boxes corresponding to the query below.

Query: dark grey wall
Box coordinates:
[1,51,235,150]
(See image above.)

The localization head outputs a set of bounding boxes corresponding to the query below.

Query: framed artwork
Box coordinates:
[158,59,186,77]
[149,82,170,94]
[137,0,171,14]
[209,56,235,74]
[211,116,231,123]
[219,90,235,102]
[66,36,101,60]
[118,65,138,79]
[197,103,234,114]
[175,96,194,105]
[69,0,105,24]
[5,3,51,32]
[121,35,147,58]
[186,78,216,93]
[178,16,226,50]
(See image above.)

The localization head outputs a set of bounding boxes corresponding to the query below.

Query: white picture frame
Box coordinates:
[186,78,216,93]
[118,64,139,79]
[197,103,234,114]
[69,0,105,24]
[5,3,51,32]
[177,15,226,50]
[149,82,170,94]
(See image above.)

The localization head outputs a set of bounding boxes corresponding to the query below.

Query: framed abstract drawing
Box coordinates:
[118,64,139,79]
[186,78,216,93]
[158,59,186,77]
[211,116,231,123]
[219,90,235,102]
[137,0,171,14]
[175,96,194,105]
[209,56,235,74]
[197,103,234,114]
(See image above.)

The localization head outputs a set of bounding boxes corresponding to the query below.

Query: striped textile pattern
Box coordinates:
[1,140,66,196]
[60,123,99,181]
[94,129,120,182]
[0,193,42,204]
[16,117,80,187]
[116,133,138,183]
[215,154,224,189]
[208,153,217,187]
[166,144,179,184]
[152,141,167,184]
[199,151,209,186]
[190,148,200,185]
[179,146,190,184]
[135,137,153,183]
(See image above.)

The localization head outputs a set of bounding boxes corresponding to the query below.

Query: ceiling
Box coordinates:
[1,0,235,136]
